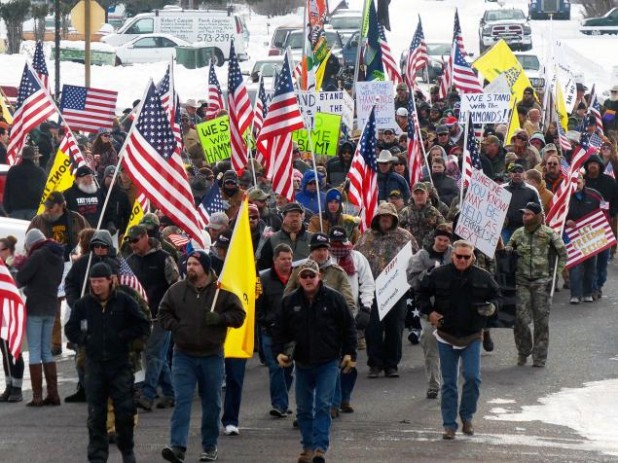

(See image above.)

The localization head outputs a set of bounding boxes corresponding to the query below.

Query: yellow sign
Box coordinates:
[292,112,341,156]
[71,0,106,35]
[124,198,145,237]
[196,116,231,164]
[37,149,75,215]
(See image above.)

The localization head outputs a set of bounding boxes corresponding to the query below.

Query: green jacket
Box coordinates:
[507,224,566,283]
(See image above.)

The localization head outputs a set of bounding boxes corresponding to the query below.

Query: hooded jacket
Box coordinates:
[295,170,326,215]
[326,141,354,187]
[583,154,618,217]
[377,170,410,203]
[3,159,46,213]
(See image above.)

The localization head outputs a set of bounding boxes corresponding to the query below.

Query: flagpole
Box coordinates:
[352,0,371,101]
[459,110,469,206]
[246,72,263,189]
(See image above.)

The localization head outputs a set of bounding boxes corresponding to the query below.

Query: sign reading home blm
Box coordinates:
[355,81,397,130]
[375,242,412,321]
[196,116,231,164]
[292,112,341,155]
[455,168,511,258]
[460,93,511,124]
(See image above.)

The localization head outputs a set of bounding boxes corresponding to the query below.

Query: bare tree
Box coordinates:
[32,3,49,42]
[580,0,618,18]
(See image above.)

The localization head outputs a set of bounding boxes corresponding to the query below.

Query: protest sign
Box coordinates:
[563,78,578,113]
[460,93,511,124]
[375,241,412,321]
[37,149,74,214]
[296,90,352,129]
[355,81,397,130]
[455,168,512,258]
[564,210,616,269]
[196,116,231,164]
[292,112,341,156]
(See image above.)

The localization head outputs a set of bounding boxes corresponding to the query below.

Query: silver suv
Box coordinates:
[479,8,532,53]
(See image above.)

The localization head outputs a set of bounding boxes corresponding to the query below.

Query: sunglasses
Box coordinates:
[299,272,317,279]
[249,216,259,220]
[129,237,141,244]
[454,254,472,261]
[92,244,109,249]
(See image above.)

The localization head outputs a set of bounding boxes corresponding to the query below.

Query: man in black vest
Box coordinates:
[127,225,179,411]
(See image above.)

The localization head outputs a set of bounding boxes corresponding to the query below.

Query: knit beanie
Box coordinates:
[24,229,46,252]
[187,249,211,272]
[89,262,112,278]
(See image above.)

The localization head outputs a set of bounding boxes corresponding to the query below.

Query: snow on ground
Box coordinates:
[0,0,614,110]
[485,379,618,457]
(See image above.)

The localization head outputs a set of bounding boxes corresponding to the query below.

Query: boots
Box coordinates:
[42,362,61,406]
[8,386,23,402]
[65,382,87,403]
[27,364,44,407]
[0,380,11,402]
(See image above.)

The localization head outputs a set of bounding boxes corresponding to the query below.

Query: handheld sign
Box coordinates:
[355,81,397,130]
[375,241,412,321]
[460,93,511,124]
[196,115,231,164]
[292,112,341,156]
[455,168,512,258]
[564,210,617,269]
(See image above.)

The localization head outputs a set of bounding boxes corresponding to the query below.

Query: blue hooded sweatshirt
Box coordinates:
[295,170,326,215]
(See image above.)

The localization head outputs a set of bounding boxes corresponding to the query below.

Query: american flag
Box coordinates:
[404,17,428,89]
[347,107,378,232]
[118,257,148,302]
[167,233,190,249]
[462,116,482,188]
[560,156,570,177]
[604,162,615,179]
[256,53,304,200]
[564,210,616,268]
[253,77,268,137]
[155,64,183,156]
[557,124,572,153]
[60,84,118,133]
[0,260,26,359]
[454,8,466,56]
[6,64,57,165]
[589,133,603,152]
[198,183,225,225]
[379,24,402,85]
[451,44,482,94]
[32,41,50,92]
[588,85,604,136]
[407,95,423,187]
[120,81,206,248]
[228,41,253,173]
[207,64,225,120]
[438,44,453,99]
[57,130,86,174]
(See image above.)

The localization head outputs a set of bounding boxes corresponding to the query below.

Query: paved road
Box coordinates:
[1,267,617,463]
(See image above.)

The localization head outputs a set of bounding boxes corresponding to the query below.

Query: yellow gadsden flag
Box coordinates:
[554,79,569,132]
[221,195,256,358]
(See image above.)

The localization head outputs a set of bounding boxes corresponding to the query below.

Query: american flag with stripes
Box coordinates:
[207,64,225,120]
[407,95,423,187]
[404,17,428,89]
[453,8,466,56]
[32,41,50,92]
[256,53,304,200]
[57,130,86,174]
[198,183,225,225]
[0,259,26,359]
[438,44,453,99]
[155,64,183,156]
[462,116,482,188]
[589,133,603,152]
[253,78,269,167]
[378,24,402,85]
[564,210,616,268]
[451,44,482,94]
[167,234,190,249]
[228,41,254,173]
[588,85,604,136]
[60,84,118,133]
[604,162,615,179]
[6,64,57,165]
[347,107,378,232]
[557,124,572,153]
[120,81,206,248]
[118,257,148,302]
[560,156,570,177]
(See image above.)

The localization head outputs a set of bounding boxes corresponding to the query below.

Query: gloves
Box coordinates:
[340,355,356,374]
[205,311,222,326]
[355,306,371,330]
[475,302,496,317]
[277,353,293,368]
[106,221,118,237]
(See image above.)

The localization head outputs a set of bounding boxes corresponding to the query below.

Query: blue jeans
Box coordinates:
[438,340,482,431]
[222,358,246,427]
[26,315,55,364]
[594,248,610,291]
[142,321,174,400]
[501,228,514,245]
[569,255,597,299]
[260,332,293,411]
[295,360,339,452]
[332,368,357,408]
[169,351,224,452]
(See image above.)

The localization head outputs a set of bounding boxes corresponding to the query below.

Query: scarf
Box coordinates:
[330,242,355,275]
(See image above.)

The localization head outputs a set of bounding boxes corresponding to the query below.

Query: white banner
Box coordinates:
[296,90,353,130]
[454,168,512,258]
[375,241,412,321]
[460,93,511,124]
[355,81,397,130]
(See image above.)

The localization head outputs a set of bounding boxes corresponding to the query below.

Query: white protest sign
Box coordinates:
[375,241,412,321]
[355,81,397,130]
[454,168,512,258]
[342,90,354,130]
[563,78,578,112]
[296,90,352,130]
[460,93,511,124]
[484,73,511,95]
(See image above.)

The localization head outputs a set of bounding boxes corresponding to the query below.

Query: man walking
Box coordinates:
[159,250,245,463]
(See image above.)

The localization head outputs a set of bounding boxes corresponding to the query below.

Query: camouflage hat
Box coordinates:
[297,259,320,276]
[140,212,160,229]
[248,188,269,202]
[412,182,428,192]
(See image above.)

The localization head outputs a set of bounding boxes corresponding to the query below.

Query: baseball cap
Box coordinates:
[297,259,320,276]
[43,191,65,208]
[75,166,95,178]
[328,226,349,243]
[126,225,147,240]
[412,182,427,192]
[396,107,409,117]
[309,232,330,250]
[248,188,269,202]
[281,202,304,215]
[436,125,449,134]
[205,211,229,231]
[481,135,501,145]
[519,202,542,215]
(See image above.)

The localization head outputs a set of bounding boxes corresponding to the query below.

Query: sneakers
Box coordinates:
[162,446,185,463]
[384,367,399,378]
[330,407,340,419]
[442,428,456,440]
[156,396,175,409]
[135,395,153,411]
[532,361,546,368]
[340,402,354,413]
[462,421,474,435]
[517,355,528,366]
[482,330,494,352]
[368,366,381,378]
[583,296,594,303]
[223,424,239,436]
[426,389,439,399]
[269,408,288,418]
[199,447,218,461]
[407,330,420,345]
[570,297,580,305]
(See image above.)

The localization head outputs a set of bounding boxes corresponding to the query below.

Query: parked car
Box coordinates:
[399,41,452,83]
[479,8,533,53]
[267,24,303,56]
[327,10,362,42]
[0,216,29,254]
[580,7,618,35]
[282,29,344,66]
[245,56,285,98]
[514,52,545,93]
[528,0,571,20]
[113,33,191,65]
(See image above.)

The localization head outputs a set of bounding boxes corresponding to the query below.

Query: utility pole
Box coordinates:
[85,0,91,87]
[55,0,60,97]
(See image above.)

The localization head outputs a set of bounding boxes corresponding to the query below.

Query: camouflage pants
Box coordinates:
[514,282,550,363]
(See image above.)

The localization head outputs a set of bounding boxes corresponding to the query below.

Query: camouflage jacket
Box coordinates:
[398,203,445,248]
[355,227,417,278]
[507,224,566,283]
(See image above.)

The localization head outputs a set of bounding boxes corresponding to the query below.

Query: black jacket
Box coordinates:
[3,160,47,213]
[272,283,357,366]
[65,289,151,362]
[583,173,618,217]
[64,253,120,308]
[417,263,501,340]
[567,188,602,222]
[256,267,289,335]
[430,172,459,207]
[16,240,65,317]
[503,181,540,232]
